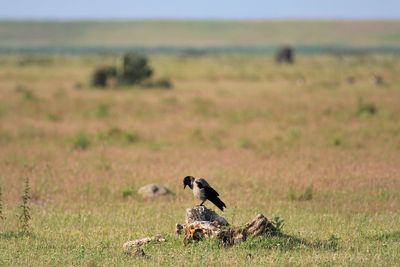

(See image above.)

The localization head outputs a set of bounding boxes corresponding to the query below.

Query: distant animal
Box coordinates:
[346,76,356,85]
[275,46,294,64]
[183,176,226,211]
[371,74,384,85]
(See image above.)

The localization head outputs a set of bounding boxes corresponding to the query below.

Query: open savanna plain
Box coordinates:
[0,54,399,266]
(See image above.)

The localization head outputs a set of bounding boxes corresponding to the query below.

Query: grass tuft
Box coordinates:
[73,132,91,150]
[47,112,62,122]
[18,177,31,233]
[122,187,134,198]
[289,184,313,201]
[357,97,377,115]
[98,127,140,144]
[0,184,3,221]
[16,85,37,101]
[95,103,110,119]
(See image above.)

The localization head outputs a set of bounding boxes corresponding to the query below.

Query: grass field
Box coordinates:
[0,54,399,265]
[1,20,400,54]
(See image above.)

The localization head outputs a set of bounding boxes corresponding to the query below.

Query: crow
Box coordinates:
[183,176,226,211]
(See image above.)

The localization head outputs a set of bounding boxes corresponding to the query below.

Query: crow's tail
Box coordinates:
[208,195,226,211]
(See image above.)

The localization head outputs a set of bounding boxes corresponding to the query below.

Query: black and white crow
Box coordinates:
[183,176,226,211]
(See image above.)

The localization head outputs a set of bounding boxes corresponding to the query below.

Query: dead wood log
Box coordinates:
[185,205,229,226]
[123,234,165,257]
[177,206,278,246]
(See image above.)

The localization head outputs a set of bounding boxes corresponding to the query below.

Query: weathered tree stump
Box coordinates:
[176,206,277,246]
[123,206,279,255]
[185,205,229,225]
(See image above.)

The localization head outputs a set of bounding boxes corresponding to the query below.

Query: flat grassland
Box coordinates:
[0,54,399,265]
[1,20,400,53]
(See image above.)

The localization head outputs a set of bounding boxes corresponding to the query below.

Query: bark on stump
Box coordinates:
[176,206,277,246]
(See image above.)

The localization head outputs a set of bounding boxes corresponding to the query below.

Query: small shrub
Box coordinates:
[47,112,62,122]
[95,104,109,119]
[325,234,339,251]
[271,216,285,234]
[73,132,91,150]
[19,177,31,232]
[123,131,140,143]
[16,85,36,101]
[357,97,377,115]
[97,127,140,144]
[238,138,255,149]
[0,185,4,221]
[122,187,134,198]
[333,136,342,146]
[91,66,117,87]
[289,185,313,201]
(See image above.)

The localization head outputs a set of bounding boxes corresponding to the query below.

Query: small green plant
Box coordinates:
[357,97,377,115]
[333,136,342,146]
[325,234,339,251]
[122,187,134,198]
[19,177,31,233]
[0,185,4,221]
[16,85,36,101]
[238,137,254,149]
[95,103,109,119]
[47,112,62,122]
[271,216,285,234]
[289,184,313,201]
[73,132,91,150]
[123,131,140,143]
[98,127,140,144]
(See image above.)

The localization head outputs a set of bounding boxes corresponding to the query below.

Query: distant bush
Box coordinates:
[118,53,153,85]
[91,66,117,87]
[73,132,91,150]
[357,97,377,115]
[90,53,173,89]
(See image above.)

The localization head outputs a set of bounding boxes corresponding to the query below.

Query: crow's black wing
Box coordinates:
[204,186,226,211]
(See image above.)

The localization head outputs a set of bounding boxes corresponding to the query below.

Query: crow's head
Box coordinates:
[183,176,195,189]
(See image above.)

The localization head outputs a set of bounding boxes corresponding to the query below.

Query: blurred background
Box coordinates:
[1,0,400,54]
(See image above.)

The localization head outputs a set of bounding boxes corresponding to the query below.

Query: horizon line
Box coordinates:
[1,16,400,22]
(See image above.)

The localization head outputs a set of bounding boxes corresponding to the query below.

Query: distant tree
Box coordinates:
[118,53,153,85]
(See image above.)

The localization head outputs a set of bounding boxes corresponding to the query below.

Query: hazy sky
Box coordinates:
[1,0,399,19]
